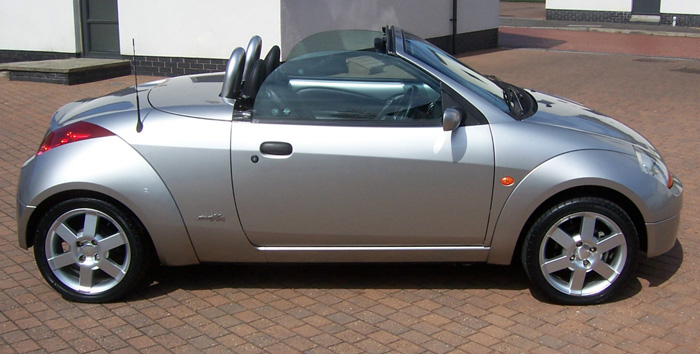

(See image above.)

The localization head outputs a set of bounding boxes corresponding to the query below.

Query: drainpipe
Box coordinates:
[451,0,458,55]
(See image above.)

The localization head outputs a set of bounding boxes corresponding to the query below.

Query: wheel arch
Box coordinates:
[509,186,647,266]
[25,190,154,250]
[17,138,199,266]
[21,183,200,266]
[487,150,655,265]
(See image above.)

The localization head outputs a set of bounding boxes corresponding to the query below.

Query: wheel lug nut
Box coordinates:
[576,242,583,247]
[79,255,86,262]
[583,260,590,266]
[91,240,98,245]
[590,247,597,252]
[570,256,575,261]
[95,255,100,261]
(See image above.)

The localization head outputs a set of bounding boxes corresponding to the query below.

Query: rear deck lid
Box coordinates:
[147,73,233,120]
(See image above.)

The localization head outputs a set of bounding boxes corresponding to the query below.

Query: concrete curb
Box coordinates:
[500,16,700,39]
[501,25,700,38]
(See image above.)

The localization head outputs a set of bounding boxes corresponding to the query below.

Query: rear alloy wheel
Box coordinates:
[34,198,151,302]
[522,197,638,305]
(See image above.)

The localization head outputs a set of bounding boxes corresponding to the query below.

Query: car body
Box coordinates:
[17,27,682,304]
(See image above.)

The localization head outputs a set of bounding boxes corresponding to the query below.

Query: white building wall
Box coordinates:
[547,0,700,15]
[0,0,79,52]
[662,0,700,15]
[120,0,498,60]
[1,0,498,61]
[117,0,282,59]
[546,0,632,12]
[281,0,498,58]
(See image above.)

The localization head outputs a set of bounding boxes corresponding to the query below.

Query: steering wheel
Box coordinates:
[256,78,315,119]
[376,85,417,121]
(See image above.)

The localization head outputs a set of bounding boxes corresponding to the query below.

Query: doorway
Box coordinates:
[81,0,120,58]
[632,0,661,15]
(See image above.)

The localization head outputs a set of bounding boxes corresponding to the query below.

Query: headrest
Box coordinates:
[242,36,262,83]
[241,59,266,105]
[264,45,281,77]
[220,47,246,103]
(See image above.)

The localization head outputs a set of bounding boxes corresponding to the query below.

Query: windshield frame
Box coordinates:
[392,28,510,114]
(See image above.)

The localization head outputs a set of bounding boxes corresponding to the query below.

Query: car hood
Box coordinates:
[526,90,655,151]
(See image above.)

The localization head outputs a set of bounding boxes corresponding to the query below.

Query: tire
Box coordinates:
[521,197,638,305]
[34,198,152,303]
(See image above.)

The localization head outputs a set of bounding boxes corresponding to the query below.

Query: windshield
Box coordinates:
[287,30,383,60]
[403,33,509,113]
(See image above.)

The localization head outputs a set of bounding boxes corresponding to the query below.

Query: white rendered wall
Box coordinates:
[662,0,700,15]
[280,0,498,58]
[546,0,632,12]
[0,0,79,53]
[1,0,499,60]
[118,0,282,59]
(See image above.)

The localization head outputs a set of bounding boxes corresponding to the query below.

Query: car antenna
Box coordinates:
[132,38,143,133]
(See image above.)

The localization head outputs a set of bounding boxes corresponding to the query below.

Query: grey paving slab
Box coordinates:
[0,58,130,73]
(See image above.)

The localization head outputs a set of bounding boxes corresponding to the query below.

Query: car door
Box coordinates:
[230,51,494,247]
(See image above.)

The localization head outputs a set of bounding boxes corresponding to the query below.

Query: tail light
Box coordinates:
[37,121,114,156]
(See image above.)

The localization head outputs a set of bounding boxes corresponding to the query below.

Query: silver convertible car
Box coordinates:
[17,27,682,305]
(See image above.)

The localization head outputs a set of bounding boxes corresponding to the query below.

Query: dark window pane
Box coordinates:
[89,24,119,53]
[88,0,118,21]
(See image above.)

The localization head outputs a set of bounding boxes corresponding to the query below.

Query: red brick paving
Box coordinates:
[500,27,700,60]
[2,30,700,353]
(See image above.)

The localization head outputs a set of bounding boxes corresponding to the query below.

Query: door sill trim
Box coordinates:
[258,245,490,263]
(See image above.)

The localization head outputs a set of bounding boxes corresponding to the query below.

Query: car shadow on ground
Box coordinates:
[600,240,684,304]
[497,31,567,49]
[635,240,683,287]
[129,262,532,301]
[126,240,683,303]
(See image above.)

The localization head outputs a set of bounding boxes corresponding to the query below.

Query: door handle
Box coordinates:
[260,142,293,156]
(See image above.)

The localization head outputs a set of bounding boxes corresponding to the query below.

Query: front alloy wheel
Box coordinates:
[34,198,151,302]
[522,197,638,305]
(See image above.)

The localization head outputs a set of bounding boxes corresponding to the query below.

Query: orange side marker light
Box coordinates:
[500,176,515,186]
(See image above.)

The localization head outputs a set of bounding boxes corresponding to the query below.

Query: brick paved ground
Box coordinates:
[2,31,700,352]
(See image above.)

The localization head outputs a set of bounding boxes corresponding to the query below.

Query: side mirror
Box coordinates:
[442,108,461,131]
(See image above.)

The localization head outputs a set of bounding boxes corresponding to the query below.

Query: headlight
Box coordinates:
[635,146,673,188]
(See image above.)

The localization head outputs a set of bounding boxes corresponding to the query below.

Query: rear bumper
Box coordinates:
[16,198,34,249]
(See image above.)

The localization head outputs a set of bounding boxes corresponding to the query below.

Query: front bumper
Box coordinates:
[645,213,681,257]
[644,177,683,257]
